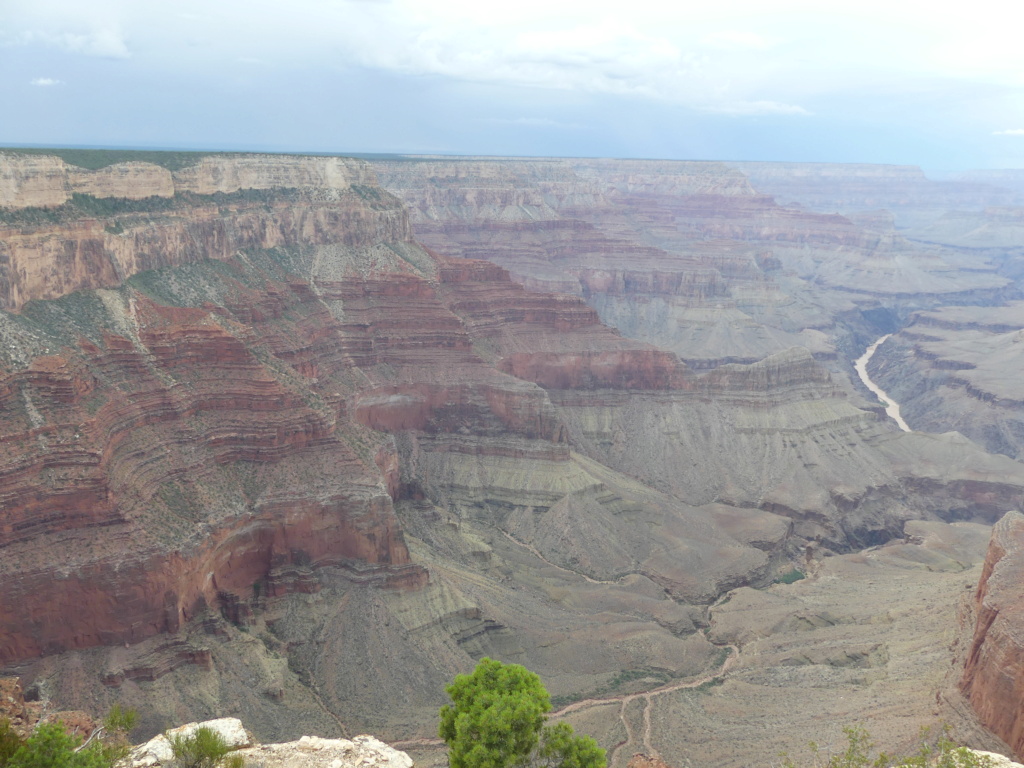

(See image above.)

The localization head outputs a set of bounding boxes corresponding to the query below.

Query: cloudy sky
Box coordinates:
[3,0,1024,169]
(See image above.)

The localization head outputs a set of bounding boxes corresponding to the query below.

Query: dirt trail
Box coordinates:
[398,527,742,762]
[391,644,740,762]
[562,645,740,768]
[496,527,623,585]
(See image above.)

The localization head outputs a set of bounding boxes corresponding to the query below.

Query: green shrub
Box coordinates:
[0,720,24,767]
[4,723,108,768]
[780,725,995,768]
[0,704,139,768]
[169,727,244,768]
[439,658,604,768]
[775,568,806,585]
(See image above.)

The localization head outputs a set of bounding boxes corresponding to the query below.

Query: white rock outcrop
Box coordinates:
[237,734,413,768]
[123,719,412,768]
[965,750,1024,768]
[128,718,253,768]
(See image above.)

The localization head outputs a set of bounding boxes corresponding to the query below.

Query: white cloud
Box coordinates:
[30,77,63,86]
[705,100,811,116]
[16,28,130,58]
[336,14,802,116]
[993,129,1024,136]
[700,30,776,51]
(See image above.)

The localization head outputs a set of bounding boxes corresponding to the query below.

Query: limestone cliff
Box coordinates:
[126,717,411,768]
[0,152,374,208]
[0,161,408,311]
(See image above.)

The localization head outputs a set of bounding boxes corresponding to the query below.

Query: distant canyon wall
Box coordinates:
[869,305,1024,461]
[0,155,409,311]
[0,153,376,207]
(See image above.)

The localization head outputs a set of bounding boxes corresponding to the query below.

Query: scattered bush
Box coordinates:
[0,705,137,768]
[780,725,995,768]
[1,723,107,768]
[775,568,806,585]
[169,726,244,768]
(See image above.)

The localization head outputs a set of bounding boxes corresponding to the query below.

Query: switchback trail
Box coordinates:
[496,527,622,585]
[392,643,742,766]
[556,645,740,768]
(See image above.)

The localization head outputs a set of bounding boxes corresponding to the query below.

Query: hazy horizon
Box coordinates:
[4,0,1024,171]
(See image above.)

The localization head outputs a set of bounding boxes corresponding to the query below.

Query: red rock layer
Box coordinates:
[961,511,1024,758]
[0,281,422,661]
[0,159,462,666]
[1,181,690,663]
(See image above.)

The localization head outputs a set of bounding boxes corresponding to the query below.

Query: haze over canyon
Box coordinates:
[0,148,1022,768]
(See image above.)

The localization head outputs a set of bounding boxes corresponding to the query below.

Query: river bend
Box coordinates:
[854,334,911,432]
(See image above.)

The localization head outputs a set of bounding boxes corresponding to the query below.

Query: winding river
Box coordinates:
[854,334,911,432]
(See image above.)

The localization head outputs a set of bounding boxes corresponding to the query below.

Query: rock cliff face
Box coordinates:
[0,153,374,208]
[962,512,1024,759]
[0,190,408,310]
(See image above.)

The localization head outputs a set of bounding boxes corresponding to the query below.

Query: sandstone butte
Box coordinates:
[0,151,1023,761]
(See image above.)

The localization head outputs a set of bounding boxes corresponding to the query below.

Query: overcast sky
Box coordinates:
[3,0,1024,170]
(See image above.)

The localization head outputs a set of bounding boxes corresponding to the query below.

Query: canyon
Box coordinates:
[0,150,1023,766]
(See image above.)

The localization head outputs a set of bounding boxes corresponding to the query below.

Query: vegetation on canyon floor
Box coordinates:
[439,657,606,768]
[779,726,995,768]
[0,706,135,768]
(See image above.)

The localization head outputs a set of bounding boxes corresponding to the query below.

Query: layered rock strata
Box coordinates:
[729,162,1019,215]
[375,157,1010,375]
[1,151,1023,747]
[0,153,375,208]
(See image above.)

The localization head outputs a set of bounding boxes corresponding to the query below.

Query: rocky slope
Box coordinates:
[0,151,1022,759]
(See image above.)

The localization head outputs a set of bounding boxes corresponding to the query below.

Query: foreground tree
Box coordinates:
[439,658,605,768]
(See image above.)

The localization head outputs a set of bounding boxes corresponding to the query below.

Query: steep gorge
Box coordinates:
[0,152,1022,759]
